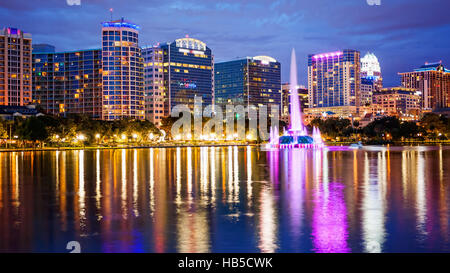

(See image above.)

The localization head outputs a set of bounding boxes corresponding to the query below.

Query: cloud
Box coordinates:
[0,0,449,86]
[168,1,207,11]
[215,3,240,12]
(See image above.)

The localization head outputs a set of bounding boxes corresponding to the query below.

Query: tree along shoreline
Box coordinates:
[0,113,449,148]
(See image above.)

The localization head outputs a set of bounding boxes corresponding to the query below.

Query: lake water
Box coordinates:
[0,146,449,253]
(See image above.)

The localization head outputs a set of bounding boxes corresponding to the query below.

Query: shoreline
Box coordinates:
[0,143,256,153]
[0,141,449,153]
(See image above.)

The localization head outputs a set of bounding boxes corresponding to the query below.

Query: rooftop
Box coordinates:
[101,18,140,30]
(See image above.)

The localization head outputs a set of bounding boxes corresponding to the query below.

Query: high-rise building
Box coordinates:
[142,45,164,125]
[373,87,422,121]
[0,27,32,106]
[361,52,382,91]
[215,56,281,111]
[360,77,374,106]
[281,83,307,118]
[142,37,213,119]
[101,18,144,120]
[399,62,450,111]
[307,50,361,117]
[158,37,213,116]
[32,48,103,118]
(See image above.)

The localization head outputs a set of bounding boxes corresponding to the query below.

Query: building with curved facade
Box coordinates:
[101,18,144,120]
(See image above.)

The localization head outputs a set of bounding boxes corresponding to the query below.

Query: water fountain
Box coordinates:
[267,48,324,149]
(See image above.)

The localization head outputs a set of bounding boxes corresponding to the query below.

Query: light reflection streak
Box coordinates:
[60,151,67,230]
[288,149,304,247]
[233,146,239,203]
[121,149,127,219]
[402,151,408,200]
[200,147,208,201]
[11,152,19,208]
[149,148,155,215]
[362,152,386,252]
[55,151,59,193]
[416,151,427,236]
[227,146,233,205]
[210,147,216,206]
[247,146,252,207]
[258,186,278,253]
[78,150,86,229]
[187,147,193,203]
[96,149,101,212]
[176,147,181,205]
[133,149,138,216]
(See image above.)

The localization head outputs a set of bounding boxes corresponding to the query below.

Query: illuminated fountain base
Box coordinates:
[266,128,325,149]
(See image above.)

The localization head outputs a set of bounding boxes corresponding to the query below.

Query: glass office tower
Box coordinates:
[160,37,213,115]
[101,18,144,120]
[215,56,281,111]
[32,48,103,118]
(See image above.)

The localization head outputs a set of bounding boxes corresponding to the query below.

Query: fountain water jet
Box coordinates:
[266,48,324,149]
[289,48,305,135]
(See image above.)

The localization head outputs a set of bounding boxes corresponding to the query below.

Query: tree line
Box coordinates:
[309,113,450,143]
[0,114,161,147]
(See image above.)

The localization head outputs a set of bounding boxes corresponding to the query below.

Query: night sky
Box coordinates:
[1,0,449,87]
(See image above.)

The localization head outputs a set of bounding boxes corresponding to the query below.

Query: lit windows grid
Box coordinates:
[101,24,144,120]
[215,58,281,110]
[32,50,103,118]
[308,50,360,109]
[162,42,213,114]
[0,28,32,106]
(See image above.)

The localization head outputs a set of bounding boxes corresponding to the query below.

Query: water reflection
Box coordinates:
[0,146,449,252]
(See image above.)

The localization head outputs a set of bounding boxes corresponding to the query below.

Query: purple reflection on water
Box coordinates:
[288,149,305,246]
[269,150,279,187]
[311,152,350,253]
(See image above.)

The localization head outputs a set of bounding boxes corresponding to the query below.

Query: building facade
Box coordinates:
[215,56,281,112]
[399,62,450,111]
[307,50,361,117]
[32,48,103,118]
[0,27,32,106]
[360,77,374,106]
[101,18,144,120]
[373,87,422,121]
[142,46,164,125]
[159,37,213,116]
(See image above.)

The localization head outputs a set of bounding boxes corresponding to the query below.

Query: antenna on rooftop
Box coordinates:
[109,8,113,21]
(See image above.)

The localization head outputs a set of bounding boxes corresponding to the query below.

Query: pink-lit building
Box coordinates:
[0,27,32,106]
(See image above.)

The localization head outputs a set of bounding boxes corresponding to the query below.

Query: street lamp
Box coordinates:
[77,134,86,141]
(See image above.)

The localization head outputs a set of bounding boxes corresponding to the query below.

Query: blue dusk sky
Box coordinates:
[0,0,449,86]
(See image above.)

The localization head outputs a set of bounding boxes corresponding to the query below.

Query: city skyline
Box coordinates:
[1,0,449,87]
